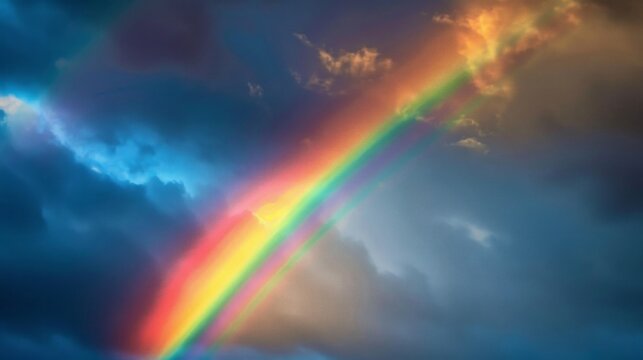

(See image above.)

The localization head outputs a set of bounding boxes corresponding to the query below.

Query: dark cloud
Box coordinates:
[217,346,333,360]
[14,0,134,24]
[112,0,212,70]
[545,137,643,220]
[0,0,132,92]
[1,0,643,359]
[0,126,199,356]
[45,0,449,178]
[208,144,643,359]
[474,8,643,219]
[498,50,643,139]
[45,0,312,174]
[0,168,45,241]
[586,0,643,22]
[0,330,117,360]
[340,146,643,358]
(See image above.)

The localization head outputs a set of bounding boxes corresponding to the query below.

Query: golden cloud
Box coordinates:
[318,47,393,77]
[434,0,583,96]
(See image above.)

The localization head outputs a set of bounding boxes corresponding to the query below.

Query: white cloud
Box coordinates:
[455,116,488,137]
[432,13,456,25]
[291,70,335,94]
[293,32,314,48]
[47,123,222,197]
[452,137,489,154]
[247,82,264,98]
[442,217,493,247]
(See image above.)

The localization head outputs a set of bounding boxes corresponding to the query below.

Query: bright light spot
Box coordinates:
[0,94,43,138]
[252,188,304,227]
[0,95,24,115]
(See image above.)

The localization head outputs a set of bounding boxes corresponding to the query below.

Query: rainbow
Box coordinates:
[137,2,578,358]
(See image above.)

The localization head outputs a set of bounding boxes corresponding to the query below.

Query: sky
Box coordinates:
[1,0,643,359]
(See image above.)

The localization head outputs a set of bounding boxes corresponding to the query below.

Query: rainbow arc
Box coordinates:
[137,2,579,358]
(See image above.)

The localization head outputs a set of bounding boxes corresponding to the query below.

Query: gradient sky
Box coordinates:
[1,0,643,359]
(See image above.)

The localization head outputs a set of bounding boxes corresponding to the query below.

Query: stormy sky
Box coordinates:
[1,0,642,359]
